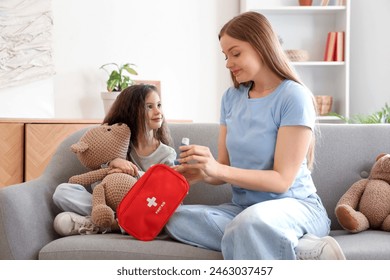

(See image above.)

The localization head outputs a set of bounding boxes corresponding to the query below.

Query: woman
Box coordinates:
[165,12,345,260]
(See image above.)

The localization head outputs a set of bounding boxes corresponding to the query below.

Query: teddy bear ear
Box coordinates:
[376,153,387,161]
[70,141,89,153]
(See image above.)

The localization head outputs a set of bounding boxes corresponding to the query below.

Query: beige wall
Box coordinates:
[52,0,240,122]
[349,0,390,116]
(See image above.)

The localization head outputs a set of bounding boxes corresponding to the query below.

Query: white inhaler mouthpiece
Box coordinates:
[181,137,190,146]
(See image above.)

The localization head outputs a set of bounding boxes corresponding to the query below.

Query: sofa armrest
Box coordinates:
[0,127,91,260]
[0,178,60,259]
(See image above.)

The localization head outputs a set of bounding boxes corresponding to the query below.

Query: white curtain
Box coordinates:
[0,0,54,89]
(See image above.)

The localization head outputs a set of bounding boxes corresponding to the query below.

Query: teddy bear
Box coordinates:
[68,123,137,231]
[335,153,390,233]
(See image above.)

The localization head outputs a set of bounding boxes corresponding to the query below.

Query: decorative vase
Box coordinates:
[101,91,120,115]
[315,95,333,116]
[285,49,310,62]
[299,0,313,6]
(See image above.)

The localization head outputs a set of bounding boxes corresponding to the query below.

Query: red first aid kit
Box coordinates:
[116,164,189,241]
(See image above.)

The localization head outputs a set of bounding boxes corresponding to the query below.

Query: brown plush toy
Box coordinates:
[68,123,137,231]
[335,153,390,233]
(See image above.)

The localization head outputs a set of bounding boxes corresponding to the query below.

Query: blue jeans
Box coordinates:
[165,194,330,259]
[52,183,93,216]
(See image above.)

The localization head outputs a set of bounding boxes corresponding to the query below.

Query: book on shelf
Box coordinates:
[321,0,345,6]
[336,0,346,5]
[324,31,344,62]
[335,31,345,62]
[324,31,336,61]
[321,0,330,6]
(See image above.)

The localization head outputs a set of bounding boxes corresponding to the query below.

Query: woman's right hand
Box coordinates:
[174,144,220,185]
[173,164,207,185]
[108,158,139,177]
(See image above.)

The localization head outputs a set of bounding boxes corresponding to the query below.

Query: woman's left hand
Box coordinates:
[177,145,221,179]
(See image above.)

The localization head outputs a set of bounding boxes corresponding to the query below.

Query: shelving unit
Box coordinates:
[240,0,350,122]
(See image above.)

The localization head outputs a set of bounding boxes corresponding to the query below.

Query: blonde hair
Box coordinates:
[219,11,317,169]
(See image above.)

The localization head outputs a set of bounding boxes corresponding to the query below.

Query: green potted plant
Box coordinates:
[100,63,138,114]
[328,103,390,124]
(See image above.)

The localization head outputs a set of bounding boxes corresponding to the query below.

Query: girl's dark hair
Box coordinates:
[103,84,172,150]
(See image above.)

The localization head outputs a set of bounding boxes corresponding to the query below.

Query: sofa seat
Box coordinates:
[331,230,390,260]
[39,234,223,260]
[38,230,390,260]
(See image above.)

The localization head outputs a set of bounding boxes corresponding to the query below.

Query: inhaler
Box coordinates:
[174,137,190,165]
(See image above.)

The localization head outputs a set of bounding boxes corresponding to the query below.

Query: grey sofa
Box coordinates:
[1,123,390,260]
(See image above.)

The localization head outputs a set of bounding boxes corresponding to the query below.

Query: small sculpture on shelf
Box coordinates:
[285,49,310,62]
[315,95,333,116]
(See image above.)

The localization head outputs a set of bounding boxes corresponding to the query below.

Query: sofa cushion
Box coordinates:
[312,124,390,230]
[40,230,390,260]
[331,230,390,260]
[39,234,223,260]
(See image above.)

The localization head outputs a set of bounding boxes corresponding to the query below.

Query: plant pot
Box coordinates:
[315,95,333,116]
[101,91,120,115]
[299,0,313,6]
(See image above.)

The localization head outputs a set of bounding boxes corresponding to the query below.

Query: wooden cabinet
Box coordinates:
[0,123,24,186]
[0,119,101,187]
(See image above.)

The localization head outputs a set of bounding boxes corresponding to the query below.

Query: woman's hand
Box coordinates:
[175,145,221,183]
[173,164,207,185]
[108,158,139,177]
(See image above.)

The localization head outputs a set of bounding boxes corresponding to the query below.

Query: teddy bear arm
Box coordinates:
[68,168,110,185]
[336,179,368,209]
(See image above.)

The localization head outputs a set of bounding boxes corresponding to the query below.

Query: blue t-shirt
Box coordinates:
[220,79,317,207]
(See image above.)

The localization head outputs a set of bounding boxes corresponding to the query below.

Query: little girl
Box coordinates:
[52,84,176,236]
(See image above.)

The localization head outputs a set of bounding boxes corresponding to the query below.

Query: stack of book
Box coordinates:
[324,31,345,62]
